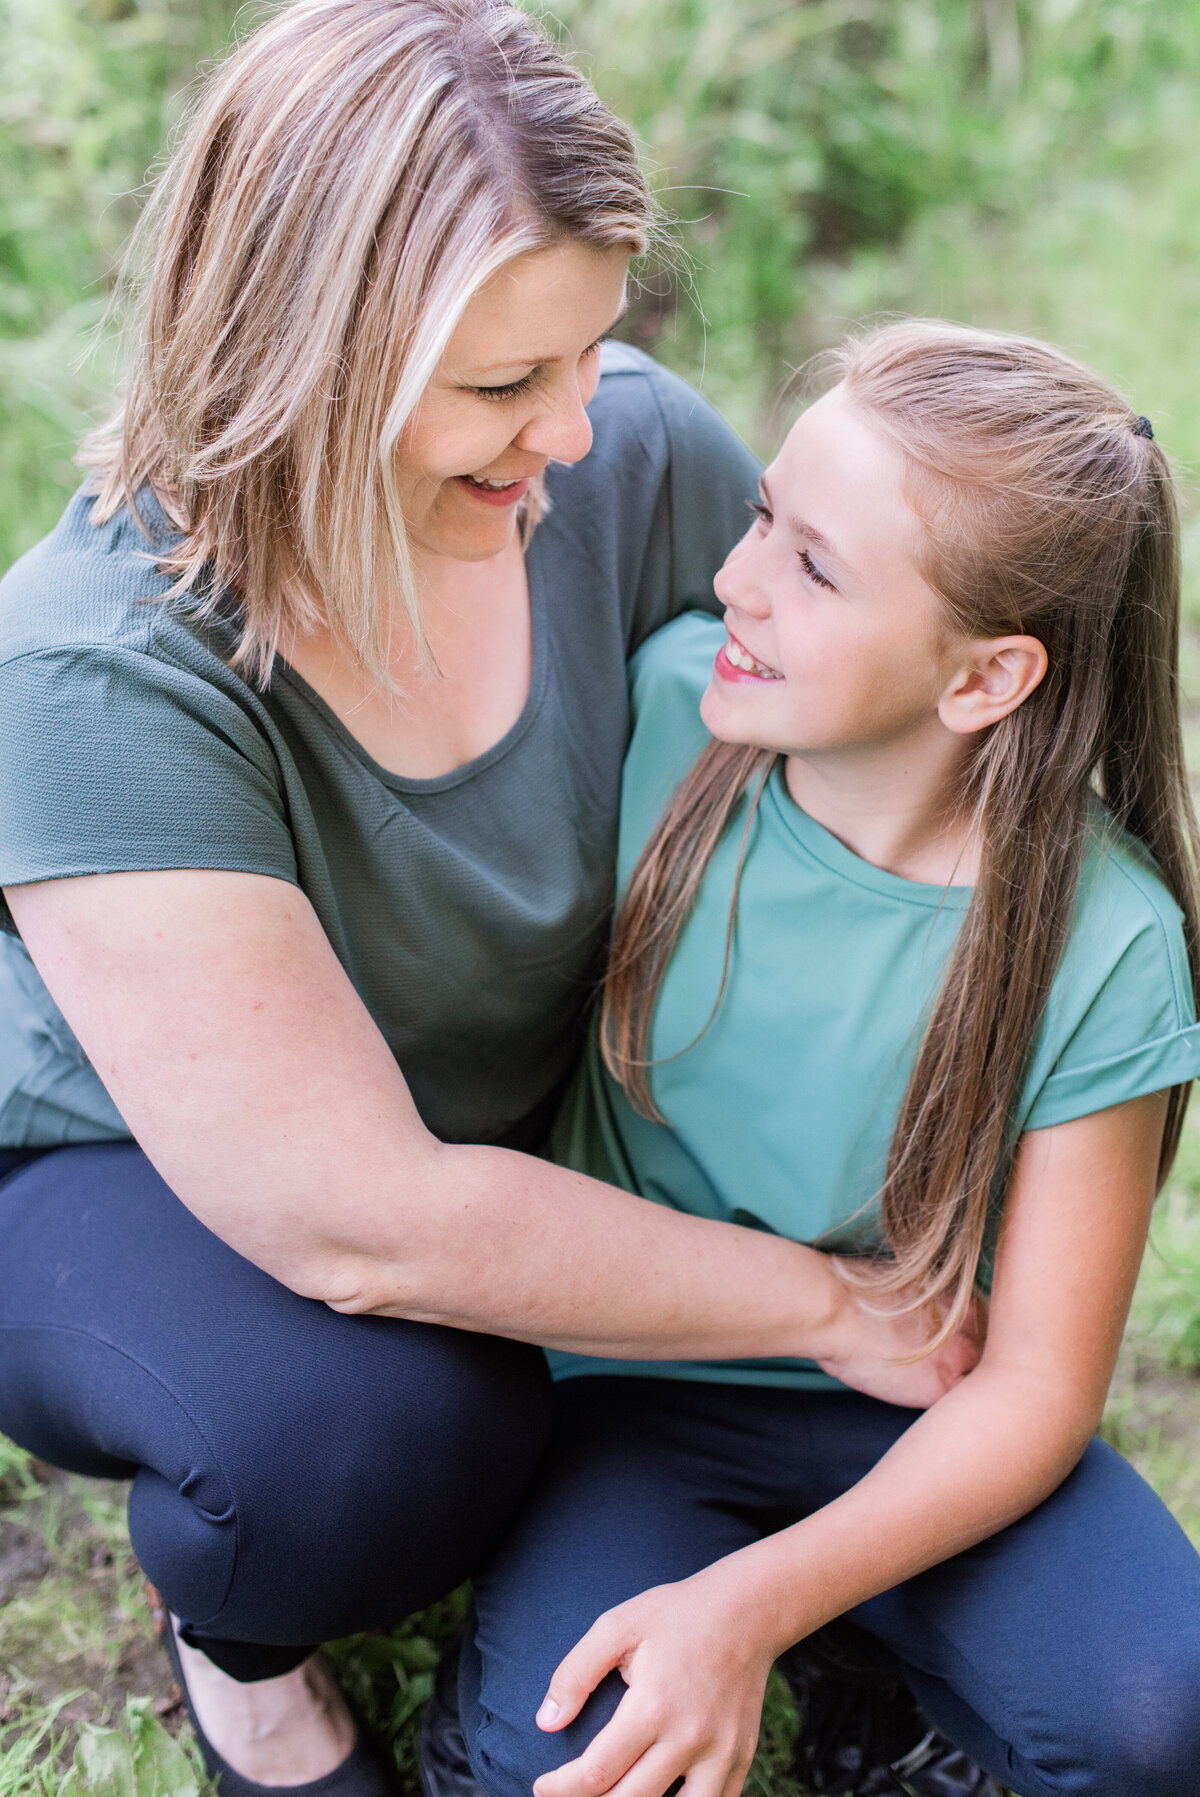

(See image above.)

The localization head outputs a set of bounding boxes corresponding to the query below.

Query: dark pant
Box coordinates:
[461,1376,1200,1797]
[0,1142,553,1680]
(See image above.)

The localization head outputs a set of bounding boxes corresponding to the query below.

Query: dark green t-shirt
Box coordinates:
[0,345,760,1150]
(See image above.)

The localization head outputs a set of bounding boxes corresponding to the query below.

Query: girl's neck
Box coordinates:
[783,728,978,887]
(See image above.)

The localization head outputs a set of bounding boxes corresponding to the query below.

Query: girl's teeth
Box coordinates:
[726,637,782,679]
[466,475,518,489]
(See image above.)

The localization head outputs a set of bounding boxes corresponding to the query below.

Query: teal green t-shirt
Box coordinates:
[550,612,1200,1390]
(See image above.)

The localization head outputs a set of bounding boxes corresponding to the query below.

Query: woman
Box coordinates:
[0,4,963,1794]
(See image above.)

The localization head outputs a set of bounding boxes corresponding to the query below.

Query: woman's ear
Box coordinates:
[938,635,1048,737]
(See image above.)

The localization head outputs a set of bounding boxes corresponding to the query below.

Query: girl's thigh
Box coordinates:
[463,1377,771,1797]
[466,1379,1200,1797]
[0,1142,553,1646]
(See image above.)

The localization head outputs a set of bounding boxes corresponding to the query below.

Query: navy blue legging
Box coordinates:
[0,1143,553,1680]
[461,1376,1200,1797]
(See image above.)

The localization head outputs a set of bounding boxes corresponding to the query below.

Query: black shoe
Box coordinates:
[779,1625,1008,1797]
[417,1642,489,1797]
[160,1609,396,1796]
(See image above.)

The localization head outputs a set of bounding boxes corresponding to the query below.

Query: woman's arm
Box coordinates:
[6,866,962,1372]
[530,1090,1166,1797]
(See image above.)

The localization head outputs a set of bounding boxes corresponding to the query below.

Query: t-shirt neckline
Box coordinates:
[272,550,550,796]
[765,762,973,910]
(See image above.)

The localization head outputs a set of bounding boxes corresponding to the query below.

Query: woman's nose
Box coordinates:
[514,379,594,465]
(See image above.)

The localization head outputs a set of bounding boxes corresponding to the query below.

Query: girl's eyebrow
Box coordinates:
[469,302,629,375]
[759,473,852,578]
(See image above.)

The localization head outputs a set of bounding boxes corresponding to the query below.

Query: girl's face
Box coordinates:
[701,385,962,759]
[396,239,630,564]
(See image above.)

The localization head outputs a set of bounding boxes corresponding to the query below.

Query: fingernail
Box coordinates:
[537,1699,561,1727]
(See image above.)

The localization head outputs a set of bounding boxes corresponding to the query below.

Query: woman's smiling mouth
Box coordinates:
[456,473,530,506]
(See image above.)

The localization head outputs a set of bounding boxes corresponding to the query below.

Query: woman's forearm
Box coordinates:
[318,1137,853,1362]
[716,1365,1094,1658]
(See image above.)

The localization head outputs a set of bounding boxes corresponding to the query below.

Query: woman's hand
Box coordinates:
[533,1560,780,1797]
[815,1281,987,1409]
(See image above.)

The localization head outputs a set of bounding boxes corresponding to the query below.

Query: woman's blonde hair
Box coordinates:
[85,0,651,684]
[603,320,1200,1350]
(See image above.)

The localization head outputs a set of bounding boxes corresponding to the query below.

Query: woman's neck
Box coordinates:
[783,726,977,887]
[281,534,533,779]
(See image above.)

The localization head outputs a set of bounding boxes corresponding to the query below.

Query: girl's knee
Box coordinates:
[470,1690,626,1797]
[1017,1649,1200,1797]
[1093,1653,1200,1797]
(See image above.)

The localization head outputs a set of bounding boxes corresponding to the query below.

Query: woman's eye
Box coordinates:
[747,499,772,528]
[799,549,836,590]
[473,373,537,402]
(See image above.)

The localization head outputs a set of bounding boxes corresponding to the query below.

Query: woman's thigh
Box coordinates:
[466,1378,1200,1797]
[0,1142,553,1645]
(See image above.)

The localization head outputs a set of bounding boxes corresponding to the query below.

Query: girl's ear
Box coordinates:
[938,635,1049,737]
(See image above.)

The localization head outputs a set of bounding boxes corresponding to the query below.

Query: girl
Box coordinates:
[453,323,1200,1797]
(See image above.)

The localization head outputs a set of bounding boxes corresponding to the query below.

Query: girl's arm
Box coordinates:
[7,867,961,1377]
[532,1090,1166,1797]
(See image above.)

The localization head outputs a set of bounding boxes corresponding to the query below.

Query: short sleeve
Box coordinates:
[610,351,761,651]
[652,363,762,616]
[1023,887,1200,1132]
[0,643,299,930]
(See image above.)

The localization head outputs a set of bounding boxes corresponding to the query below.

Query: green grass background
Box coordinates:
[3,2,1200,1792]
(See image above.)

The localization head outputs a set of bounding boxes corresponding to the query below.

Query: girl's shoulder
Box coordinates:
[1076,803,1189,977]
[629,609,722,711]
[617,613,722,868]
[1023,805,1200,1132]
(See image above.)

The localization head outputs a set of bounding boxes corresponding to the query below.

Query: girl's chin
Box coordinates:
[700,679,785,741]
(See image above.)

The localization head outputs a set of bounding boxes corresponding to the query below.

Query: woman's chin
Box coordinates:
[413,505,520,563]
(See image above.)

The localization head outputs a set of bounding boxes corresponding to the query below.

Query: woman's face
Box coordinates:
[700,384,959,759]
[397,239,631,563]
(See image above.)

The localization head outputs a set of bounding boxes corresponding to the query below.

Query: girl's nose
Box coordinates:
[715,546,772,618]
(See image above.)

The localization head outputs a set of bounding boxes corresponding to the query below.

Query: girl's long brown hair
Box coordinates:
[603,321,1200,1350]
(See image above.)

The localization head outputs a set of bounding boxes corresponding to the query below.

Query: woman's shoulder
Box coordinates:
[0,486,184,666]
[585,341,754,478]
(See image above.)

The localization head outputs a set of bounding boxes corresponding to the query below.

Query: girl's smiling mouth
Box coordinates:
[716,629,784,682]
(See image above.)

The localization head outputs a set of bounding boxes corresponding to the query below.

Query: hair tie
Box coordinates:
[1133,415,1154,440]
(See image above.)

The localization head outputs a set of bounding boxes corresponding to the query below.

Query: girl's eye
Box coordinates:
[473,373,537,403]
[800,549,836,591]
[748,499,772,528]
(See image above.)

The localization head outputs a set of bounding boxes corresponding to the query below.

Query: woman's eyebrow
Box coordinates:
[470,302,629,375]
[760,473,851,576]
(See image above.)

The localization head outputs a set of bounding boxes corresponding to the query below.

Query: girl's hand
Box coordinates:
[532,1562,778,1797]
[816,1285,987,1409]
